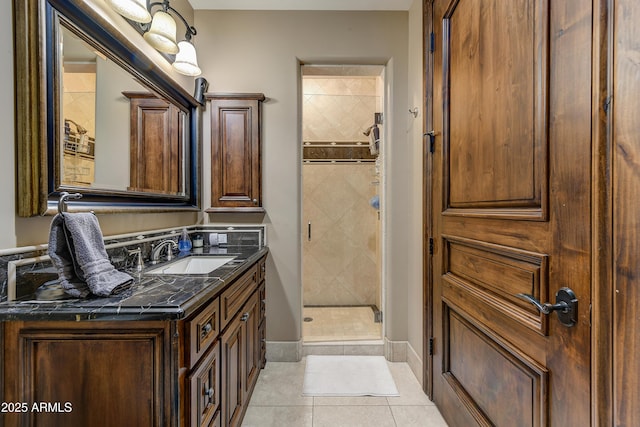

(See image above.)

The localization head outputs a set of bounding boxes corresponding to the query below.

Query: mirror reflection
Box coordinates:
[59,23,187,195]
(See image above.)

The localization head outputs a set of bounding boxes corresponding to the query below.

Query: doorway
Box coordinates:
[301,65,384,343]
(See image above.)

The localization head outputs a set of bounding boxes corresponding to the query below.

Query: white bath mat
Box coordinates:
[302,355,399,396]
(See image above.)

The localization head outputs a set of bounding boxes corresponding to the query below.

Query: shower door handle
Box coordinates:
[308,222,311,241]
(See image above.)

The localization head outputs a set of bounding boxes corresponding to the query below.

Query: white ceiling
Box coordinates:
[188,0,414,11]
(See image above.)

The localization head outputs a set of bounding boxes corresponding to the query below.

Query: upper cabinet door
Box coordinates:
[207,93,265,212]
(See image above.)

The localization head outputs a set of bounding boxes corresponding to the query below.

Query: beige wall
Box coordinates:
[1,5,16,249]
[195,9,419,343]
[407,0,425,372]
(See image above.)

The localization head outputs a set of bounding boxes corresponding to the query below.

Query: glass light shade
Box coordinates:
[143,11,179,54]
[106,0,151,23]
[173,41,202,76]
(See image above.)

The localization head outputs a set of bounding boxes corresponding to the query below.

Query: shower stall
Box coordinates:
[301,65,384,343]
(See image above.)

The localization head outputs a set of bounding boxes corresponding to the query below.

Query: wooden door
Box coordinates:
[430,0,593,425]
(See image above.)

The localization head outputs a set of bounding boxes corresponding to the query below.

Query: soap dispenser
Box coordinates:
[178,228,192,252]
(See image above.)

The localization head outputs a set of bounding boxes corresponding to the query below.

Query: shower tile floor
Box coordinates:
[303,306,382,342]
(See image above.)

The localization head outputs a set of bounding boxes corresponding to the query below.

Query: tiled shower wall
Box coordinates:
[63,72,96,137]
[302,76,382,142]
[302,76,382,308]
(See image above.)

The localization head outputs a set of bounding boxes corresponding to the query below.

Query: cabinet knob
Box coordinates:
[204,387,214,400]
[252,198,258,204]
[201,322,212,337]
[241,312,250,322]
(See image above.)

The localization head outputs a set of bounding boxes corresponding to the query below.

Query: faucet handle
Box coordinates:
[166,241,178,261]
[126,247,144,272]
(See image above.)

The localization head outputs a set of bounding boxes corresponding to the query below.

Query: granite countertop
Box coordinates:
[0,245,268,322]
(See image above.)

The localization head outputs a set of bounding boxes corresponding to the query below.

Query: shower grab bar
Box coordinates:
[308,222,311,241]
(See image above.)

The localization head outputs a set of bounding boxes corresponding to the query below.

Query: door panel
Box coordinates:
[444,310,547,427]
[431,0,592,425]
[443,0,547,216]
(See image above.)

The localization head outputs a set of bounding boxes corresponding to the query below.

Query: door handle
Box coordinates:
[516,287,578,328]
[308,222,311,241]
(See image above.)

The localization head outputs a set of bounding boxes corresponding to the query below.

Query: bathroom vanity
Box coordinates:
[0,244,267,427]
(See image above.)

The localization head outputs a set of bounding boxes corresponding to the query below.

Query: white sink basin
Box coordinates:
[145,256,237,275]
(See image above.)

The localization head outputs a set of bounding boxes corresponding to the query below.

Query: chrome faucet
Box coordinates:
[150,240,178,264]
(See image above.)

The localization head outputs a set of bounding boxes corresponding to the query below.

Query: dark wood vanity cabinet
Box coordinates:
[207,94,265,213]
[1,256,267,427]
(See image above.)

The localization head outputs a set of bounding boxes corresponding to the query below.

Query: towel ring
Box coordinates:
[58,192,83,213]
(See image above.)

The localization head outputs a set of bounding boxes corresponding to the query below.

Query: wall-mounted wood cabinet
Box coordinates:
[207,93,265,213]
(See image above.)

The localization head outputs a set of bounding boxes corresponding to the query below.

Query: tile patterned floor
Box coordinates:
[303,306,382,342]
[241,359,449,427]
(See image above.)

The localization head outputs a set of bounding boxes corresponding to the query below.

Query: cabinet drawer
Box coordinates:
[189,341,220,427]
[221,265,258,329]
[187,299,220,368]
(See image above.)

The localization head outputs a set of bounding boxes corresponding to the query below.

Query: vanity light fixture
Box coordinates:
[105,0,152,23]
[144,9,179,54]
[108,0,201,76]
[173,40,201,76]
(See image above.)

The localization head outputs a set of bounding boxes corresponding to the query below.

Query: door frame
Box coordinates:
[299,63,388,343]
[422,0,434,399]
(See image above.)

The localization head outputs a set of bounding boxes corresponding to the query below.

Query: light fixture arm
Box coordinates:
[148,0,197,41]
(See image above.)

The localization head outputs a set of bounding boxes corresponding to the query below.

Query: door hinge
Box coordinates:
[429,337,434,356]
[429,238,434,255]
[425,131,436,153]
[430,32,435,53]
[604,96,612,114]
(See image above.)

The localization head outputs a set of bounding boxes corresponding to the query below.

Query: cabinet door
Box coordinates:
[189,341,221,427]
[242,292,260,404]
[2,321,171,427]
[221,313,245,427]
[220,291,261,427]
[258,280,267,369]
[208,94,265,212]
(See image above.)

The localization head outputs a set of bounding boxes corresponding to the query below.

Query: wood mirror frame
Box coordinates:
[14,0,201,216]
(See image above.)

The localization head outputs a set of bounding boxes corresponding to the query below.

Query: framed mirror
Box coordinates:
[14,0,201,216]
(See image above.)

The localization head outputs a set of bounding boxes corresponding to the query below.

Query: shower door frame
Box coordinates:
[299,63,387,344]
